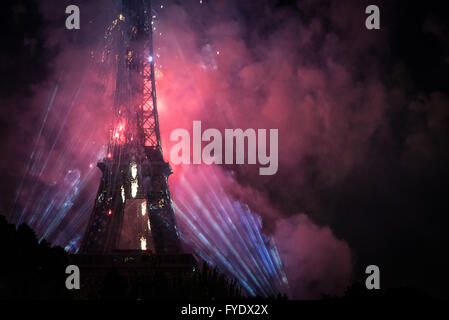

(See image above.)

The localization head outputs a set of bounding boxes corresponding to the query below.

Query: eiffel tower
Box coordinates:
[80,0,182,255]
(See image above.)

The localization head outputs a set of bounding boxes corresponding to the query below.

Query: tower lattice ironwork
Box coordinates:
[80,0,182,254]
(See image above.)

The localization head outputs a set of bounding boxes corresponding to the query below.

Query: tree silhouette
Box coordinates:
[0,215,262,300]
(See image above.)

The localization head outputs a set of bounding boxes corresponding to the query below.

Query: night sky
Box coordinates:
[1,0,449,299]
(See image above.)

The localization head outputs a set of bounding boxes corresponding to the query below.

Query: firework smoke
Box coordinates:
[3,0,449,298]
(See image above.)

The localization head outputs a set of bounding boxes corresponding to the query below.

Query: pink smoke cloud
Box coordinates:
[154,0,388,189]
[274,214,352,299]
[151,0,371,297]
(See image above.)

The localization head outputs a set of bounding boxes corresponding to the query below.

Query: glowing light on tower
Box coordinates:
[141,201,147,216]
[130,162,138,198]
[130,162,137,179]
[140,236,147,250]
[121,185,125,203]
[131,181,138,198]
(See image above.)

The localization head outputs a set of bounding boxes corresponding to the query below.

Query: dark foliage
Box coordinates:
[0,215,251,300]
[0,215,72,299]
[87,262,244,300]
[0,214,430,301]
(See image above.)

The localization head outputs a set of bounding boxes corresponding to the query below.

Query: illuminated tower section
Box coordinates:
[80,0,182,254]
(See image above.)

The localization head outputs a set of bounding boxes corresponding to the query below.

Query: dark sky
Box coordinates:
[1,0,449,298]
